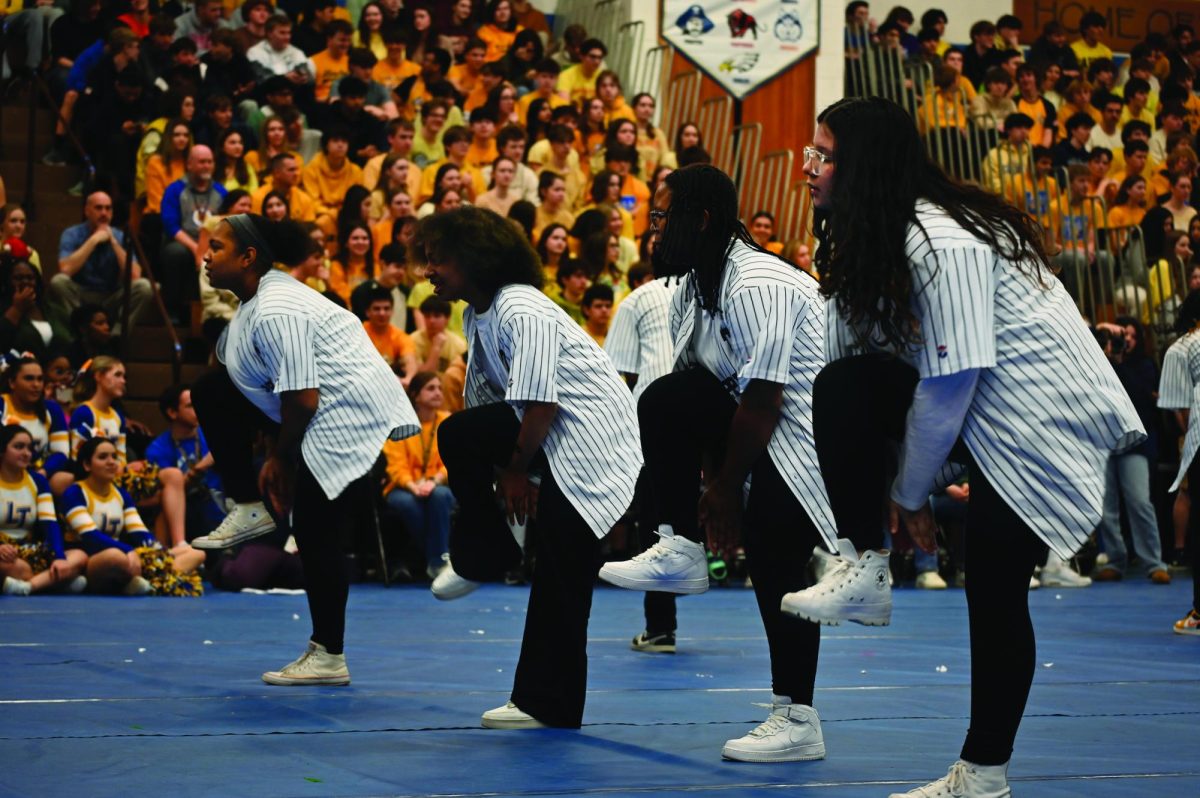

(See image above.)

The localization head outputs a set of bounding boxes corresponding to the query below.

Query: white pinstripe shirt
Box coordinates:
[217,270,419,499]
[604,277,676,402]
[1158,329,1200,491]
[825,200,1144,559]
[463,284,643,538]
[671,239,838,550]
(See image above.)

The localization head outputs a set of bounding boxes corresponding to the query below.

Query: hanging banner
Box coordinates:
[662,0,820,100]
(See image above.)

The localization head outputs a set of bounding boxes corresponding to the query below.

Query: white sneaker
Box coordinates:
[889,759,1011,797]
[916,570,948,590]
[1039,557,1092,588]
[780,539,891,626]
[1028,575,1040,590]
[262,641,350,686]
[721,696,826,762]
[598,528,708,594]
[431,553,480,600]
[122,576,154,596]
[192,501,276,549]
[809,545,840,582]
[66,575,88,594]
[2,577,31,596]
[481,701,546,729]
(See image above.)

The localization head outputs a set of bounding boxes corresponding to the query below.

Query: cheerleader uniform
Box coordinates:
[0,471,66,573]
[0,394,70,474]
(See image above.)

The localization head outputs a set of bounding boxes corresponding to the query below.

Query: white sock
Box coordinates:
[3,577,32,596]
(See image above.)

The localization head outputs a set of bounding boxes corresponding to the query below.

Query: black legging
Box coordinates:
[639,369,824,704]
[192,368,358,656]
[812,354,1045,765]
[438,402,602,728]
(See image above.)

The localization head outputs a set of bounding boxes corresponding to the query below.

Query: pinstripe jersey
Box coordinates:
[217,269,420,500]
[463,284,643,538]
[670,238,837,551]
[825,200,1145,559]
[1157,329,1200,491]
[604,277,676,402]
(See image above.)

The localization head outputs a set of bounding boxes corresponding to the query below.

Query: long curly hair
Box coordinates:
[814,97,1051,349]
[414,207,543,297]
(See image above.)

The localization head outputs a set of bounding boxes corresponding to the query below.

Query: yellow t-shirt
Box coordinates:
[518,89,568,123]
[363,321,415,367]
[311,49,351,102]
[408,280,467,336]
[477,23,521,63]
[301,153,365,217]
[1070,39,1114,72]
[556,64,600,104]
[372,57,421,91]
[411,329,468,373]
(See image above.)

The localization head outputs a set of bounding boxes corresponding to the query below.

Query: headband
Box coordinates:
[225,214,277,266]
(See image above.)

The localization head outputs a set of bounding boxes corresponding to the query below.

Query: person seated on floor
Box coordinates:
[0,426,88,596]
[62,437,205,596]
[382,371,454,580]
[0,353,71,494]
[144,385,227,544]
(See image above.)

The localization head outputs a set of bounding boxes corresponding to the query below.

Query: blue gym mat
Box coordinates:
[2,579,1198,797]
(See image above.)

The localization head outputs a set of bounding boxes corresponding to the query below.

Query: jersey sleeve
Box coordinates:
[69,405,96,459]
[32,472,64,560]
[115,407,128,464]
[1158,340,1193,409]
[62,484,130,555]
[725,284,804,391]
[604,294,641,374]
[44,401,70,474]
[908,246,999,378]
[256,313,320,393]
[501,309,560,405]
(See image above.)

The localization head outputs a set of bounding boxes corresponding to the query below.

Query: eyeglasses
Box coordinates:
[803,145,835,176]
[649,209,669,229]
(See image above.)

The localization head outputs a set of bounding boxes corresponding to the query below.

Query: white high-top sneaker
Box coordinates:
[481,701,546,729]
[888,759,1012,797]
[721,695,826,762]
[598,526,709,594]
[192,501,276,549]
[1039,556,1092,588]
[431,553,481,600]
[780,539,891,626]
[262,640,351,686]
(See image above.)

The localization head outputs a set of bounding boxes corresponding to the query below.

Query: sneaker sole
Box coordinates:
[192,522,277,550]
[779,598,892,627]
[721,742,826,762]
[1174,625,1200,636]
[481,717,546,729]
[261,673,351,686]
[598,568,709,594]
[1038,578,1092,588]
[431,580,481,601]
[631,643,676,653]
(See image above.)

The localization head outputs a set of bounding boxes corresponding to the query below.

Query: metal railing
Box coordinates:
[742,149,794,233]
[126,220,184,384]
[661,70,701,156]
[696,95,734,175]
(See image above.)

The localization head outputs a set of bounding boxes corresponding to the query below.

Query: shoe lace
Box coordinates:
[811,558,855,594]
[910,762,968,797]
[630,543,671,563]
[744,708,795,738]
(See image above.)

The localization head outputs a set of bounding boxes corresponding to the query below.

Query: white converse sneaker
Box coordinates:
[780,539,891,626]
[598,527,708,594]
[888,759,1011,797]
[2,577,31,595]
[916,570,948,590]
[192,501,276,549]
[1039,557,1092,588]
[431,553,480,600]
[481,701,546,729]
[262,641,350,686]
[122,576,154,596]
[721,696,826,762]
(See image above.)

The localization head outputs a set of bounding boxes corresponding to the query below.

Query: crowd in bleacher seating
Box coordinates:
[0,0,1195,597]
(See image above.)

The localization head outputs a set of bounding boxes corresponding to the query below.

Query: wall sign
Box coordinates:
[662,0,820,100]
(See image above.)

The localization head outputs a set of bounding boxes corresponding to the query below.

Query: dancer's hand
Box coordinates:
[889,500,937,554]
[0,544,16,563]
[698,479,741,557]
[496,466,538,526]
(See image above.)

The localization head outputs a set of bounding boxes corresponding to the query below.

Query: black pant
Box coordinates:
[627,467,678,635]
[1187,457,1200,611]
[192,368,354,656]
[438,403,602,728]
[639,369,823,704]
[812,354,1044,765]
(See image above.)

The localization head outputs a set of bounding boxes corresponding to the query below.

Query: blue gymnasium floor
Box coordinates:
[2,579,1199,798]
